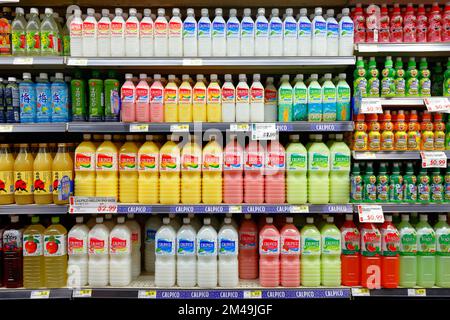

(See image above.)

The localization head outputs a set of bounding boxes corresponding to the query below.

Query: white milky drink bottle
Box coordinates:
[169,8,183,57]
[126,213,141,279]
[226,9,240,57]
[70,9,83,56]
[97,9,111,57]
[140,9,154,57]
[125,8,140,57]
[154,8,168,57]
[177,217,197,287]
[264,77,278,121]
[68,217,89,287]
[218,217,239,287]
[82,8,97,57]
[88,217,110,286]
[197,217,218,288]
[240,8,255,56]
[250,74,265,122]
[111,8,125,57]
[312,7,327,56]
[338,8,354,56]
[109,216,132,286]
[283,8,298,56]
[183,8,197,57]
[221,74,236,122]
[236,74,250,122]
[144,215,162,273]
[269,8,283,56]
[255,8,269,56]
[212,8,226,56]
[155,217,176,287]
[326,9,339,56]
[198,8,212,57]
[297,8,312,56]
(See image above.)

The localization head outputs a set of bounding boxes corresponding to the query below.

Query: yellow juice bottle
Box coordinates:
[353,114,368,151]
[207,74,222,122]
[178,74,193,122]
[95,135,118,199]
[138,135,160,204]
[52,143,74,205]
[74,134,96,197]
[33,143,53,204]
[394,110,408,151]
[119,135,138,203]
[381,111,395,151]
[193,74,207,122]
[181,135,202,204]
[367,114,381,151]
[202,135,223,204]
[14,143,34,205]
[23,216,45,288]
[420,111,434,151]
[434,113,446,151]
[164,75,178,122]
[44,216,67,288]
[407,110,420,151]
[0,144,14,204]
[159,135,180,204]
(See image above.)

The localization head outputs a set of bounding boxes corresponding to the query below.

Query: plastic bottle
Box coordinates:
[97,9,111,57]
[11,7,26,56]
[144,215,161,272]
[107,9,124,57]
[183,8,197,57]
[403,3,417,43]
[88,217,109,286]
[380,215,400,288]
[181,135,202,204]
[308,134,330,204]
[226,9,240,57]
[279,217,300,287]
[95,135,118,199]
[202,135,223,204]
[321,216,341,286]
[428,3,443,42]
[159,135,180,204]
[223,135,243,203]
[250,74,264,122]
[34,74,51,122]
[124,8,140,57]
[388,162,403,203]
[278,74,293,122]
[70,71,86,121]
[122,214,139,280]
[26,8,41,56]
[322,73,337,121]
[325,9,338,56]
[164,75,178,123]
[88,71,104,122]
[82,8,97,57]
[118,136,138,203]
[67,216,89,287]
[4,77,19,123]
[418,167,431,204]
[435,214,450,287]
[43,217,67,288]
[198,9,212,57]
[416,4,428,42]
[212,8,226,57]
[339,8,354,56]
[155,217,177,286]
[197,218,218,288]
[329,134,350,203]
[150,74,164,122]
[218,217,238,287]
[367,57,380,98]
[394,111,407,151]
[360,222,381,288]
[264,77,277,121]
[336,73,351,121]
[416,214,436,287]
[140,9,153,57]
[301,217,321,286]
[350,163,363,203]
[353,57,368,98]
[23,216,44,288]
[19,73,36,123]
[376,162,389,203]
[135,74,150,122]
[341,214,360,286]
[381,56,396,98]
[109,216,132,286]
[51,142,71,202]
[406,57,419,97]
[307,74,322,122]
[394,57,406,97]
[51,73,69,122]
[398,214,417,287]
[419,58,431,97]
[3,216,23,287]
[74,134,96,196]
[283,8,297,56]
[177,74,192,122]
[259,217,280,287]
[33,143,53,204]
[207,74,221,122]
[312,7,327,56]
[390,4,403,42]
[154,8,168,57]
[244,140,265,203]
[175,217,196,287]
[443,3,450,42]
[168,8,182,57]
[255,8,269,56]
[221,74,235,122]
[362,162,376,203]
[40,8,58,56]
[192,74,207,122]
[269,8,283,56]
[238,214,258,279]
[265,140,286,203]
[403,162,417,203]
[381,111,394,151]
[291,75,307,121]
[0,144,14,204]
[236,74,250,122]
[431,168,444,203]
[286,135,307,204]
[14,144,34,205]
[421,111,434,151]
[297,8,312,56]
[240,8,255,56]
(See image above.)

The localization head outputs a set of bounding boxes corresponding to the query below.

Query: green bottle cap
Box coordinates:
[356,57,365,68]
[405,162,414,174]
[408,57,417,69]
[395,57,403,69]
[107,70,117,79]
[432,168,441,174]
[51,216,60,224]
[352,163,361,174]
[385,56,393,68]
[369,57,377,68]
[92,70,101,78]
[434,62,443,73]
[378,162,387,174]
[74,70,83,79]
[31,216,39,224]
[365,162,374,174]
[419,58,428,70]
[392,162,400,174]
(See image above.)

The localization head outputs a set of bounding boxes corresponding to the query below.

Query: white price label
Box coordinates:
[130,124,149,132]
[13,57,33,65]
[170,124,189,132]
[289,205,309,213]
[424,97,450,113]
[182,58,203,66]
[360,99,383,114]
[230,123,250,132]
[352,151,376,160]
[243,290,262,299]
[68,58,88,66]
[351,288,370,297]
[69,197,117,214]
[0,125,13,132]
[407,289,426,297]
[73,289,92,298]
[251,123,277,141]
[138,290,157,299]
[30,290,50,299]
[421,151,447,168]
[357,205,384,223]
[228,205,242,213]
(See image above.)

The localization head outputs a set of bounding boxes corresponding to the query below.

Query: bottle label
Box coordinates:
[279,88,292,104]
[256,21,269,37]
[361,228,381,256]
[284,21,297,37]
[250,87,264,104]
[96,152,118,171]
[322,235,341,255]
[14,170,33,194]
[294,87,307,104]
[286,152,307,171]
[36,84,51,119]
[341,227,360,254]
[219,238,237,255]
[68,236,87,255]
[309,152,329,171]
[110,236,130,254]
[389,177,404,202]
[119,153,137,171]
[226,22,240,38]
[98,22,111,37]
[145,229,157,243]
[154,21,168,37]
[446,177,450,202]
[431,176,444,202]
[340,21,354,38]
[207,87,221,104]
[212,21,225,38]
[0,171,14,195]
[399,228,417,256]
[308,87,321,103]
[193,88,206,103]
[323,87,336,103]
[265,151,285,171]
[221,87,235,103]
[44,234,66,257]
[3,230,22,252]
[183,22,196,38]
[265,88,277,103]
[160,153,180,172]
[136,87,150,104]
[19,83,36,122]
[313,21,326,36]
[26,31,41,53]
[138,153,158,172]
[418,177,430,202]
[33,170,53,194]
[23,234,43,257]
[12,31,26,53]
[337,86,351,103]
[89,237,107,255]
[111,21,124,35]
[70,22,83,37]
[327,21,339,38]
[259,236,280,255]
[198,22,211,38]
[177,238,195,255]
[224,152,243,171]
[156,238,174,255]
[203,152,223,171]
[140,22,154,37]
[244,151,264,171]
[239,231,257,249]
[241,21,254,38]
[164,88,178,104]
[281,235,300,255]
[181,153,201,171]
[364,178,377,202]
[436,229,450,256]
[75,152,95,171]
[51,83,68,121]
[377,175,389,202]
[381,229,400,256]
[298,21,312,37]
[150,88,163,104]
[121,87,135,103]
[269,21,282,37]
[236,87,249,103]
[417,229,436,256]
[301,236,320,256]
[404,177,418,202]
[197,239,216,256]
[351,175,363,202]
[178,88,192,104]
[169,21,182,37]
[83,21,96,37]
[331,153,350,171]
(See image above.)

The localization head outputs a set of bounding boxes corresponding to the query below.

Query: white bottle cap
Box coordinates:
[105,213,112,219]
[102,9,109,16]
[129,8,137,16]
[158,8,165,16]
[286,217,293,223]
[327,9,334,17]
[23,73,31,79]
[117,216,125,223]
[8,77,16,82]
[182,74,190,81]
[11,215,19,223]
[282,74,289,81]
[385,215,392,222]
[239,74,246,81]
[315,7,322,15]
[210,74,218,81]
[300,8,307,15]
[115,8,123,16]
[139,73,147,79]
[230,9,237,17]
[306,217,314,224]
[244,8,251,16]
[420,214,428,221]
[45,8,53,15]
[439,214,447,222]
[83,134,92,140]
[253,74,260,81]
[204,217,211,225]
[224,74,232,81]
[296,74,304,80]
[16,7,24,15]
[315,134,323,140]
[172,8,180,16]
[258,8,265,15]
[224,217,232,224]
[152,74,161,80]
[125,73,133,80]
[339,73,347,79]
[144,9,151,16]
[55,73,64,79]
[168,74,176,81]
[104,134,112,140]
[401,214,409,221]
[187,8,194,16]
[215,8,222,16]
[30,8,39,15]
[342,8,350,15]
[311,74,318,80]
[324,73,332,79]
[286,8,293,16]
[183,217,191,224]
[197,74,204,80]
[201,8,208,16]
[272,8,279,16]
[39,73,48,80]
[76,217,83,223]
[96,217,104,223]
[266,217,273,224]
[87,8,95,15]
[163,217,170,224]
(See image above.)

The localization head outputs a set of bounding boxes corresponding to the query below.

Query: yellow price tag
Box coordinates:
[73,289,92,298]
[244,290,262,299]
[30,290,50,299]
[408,288,426,297]
[228,206,242,213]
[230,123,250,132]
[170,124,189,132]
[130,124,149,132]
[351,288,370,297]
[138,290,157,299]
[289,205,309,213]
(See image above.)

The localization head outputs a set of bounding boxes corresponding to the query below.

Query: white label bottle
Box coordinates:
[222,74,236,122]
[97,9,111,57]
[264,77,278,121]
[298,8,312,56]
[339,8,354,56]
[197,218,218,288]
[68,217,89,286]
[250,73,264,122]
[218,217,239,287]
[177,217,197,287]
[212,8,226,56]
[155,217,176,287]
[269,8,283,56]
[169,8,183,57]
[111,8,125,57]
[198,8,212,57]
[109,216,132,286]
[82,8,97,57]
[236,74,250,122]
[69,9,83,57]
[240,8,255,56]
[283,8,297,56]
[154,8,168,57]
[255,8,269,56]
[125,8,140,57]
[226,9,240,57]
[183,8,197,57]
[88,217,110,286]
[326,9,339,56]
[140,9,154,57]
[312,7,327,56]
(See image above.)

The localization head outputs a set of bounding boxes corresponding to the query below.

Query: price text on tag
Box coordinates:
[31,290,50,299]
[357,205,385,223]
[243,290,262,299]
[130,124,149,132]
[138,290,157,299]
[0,125,13,132]
[230,123,250,132]
[421,151,447,168]
[408,289,426,297]
[424,97,450,113]
[68,58,88,66]
[360,99,383,114]
[182,58,203,66]
[96,203,118,213]
[73,289,92,298]
[251,123,277,140]
[170,124,190,132]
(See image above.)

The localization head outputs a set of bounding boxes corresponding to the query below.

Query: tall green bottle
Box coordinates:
[389,162,403,203]
[435,214,450,287]
[417,168,430,204]
[367,57,380,98]
[394,57,406,97]
[416,214,436,287]
[71,70,86,122]
[431,168,444,203]
[350,163,363,203]
[398,214,417,287]
[406,57,420,97]
[444,58,450,97]
[419,58,431,97]
[363,162,376,203]
[88,70,104,122]
[403,162,417,203]
[376,162,389,203]
[381,56,396,98]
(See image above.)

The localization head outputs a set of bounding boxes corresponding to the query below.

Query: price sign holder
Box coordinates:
[138,290,157,299]
[73,289,92,298]
[420,151,447,168]
[230,123,250,132]
[130,124,149,132]
[360,99,383,114]
[407,289,426,297]
[30,290,50,299]
[243,290,262,299]
[170,124,190,132]
[424,97,450,113]
[69,197,118,214]
[251,123,277,140]
[182,58,203,66]
[357,205,384,223]
[13,57,33,65]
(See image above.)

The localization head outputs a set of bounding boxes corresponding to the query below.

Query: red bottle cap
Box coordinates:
[434,113,443,122]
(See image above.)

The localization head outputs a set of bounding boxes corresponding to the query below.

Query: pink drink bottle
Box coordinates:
[223,135,244,204]
[135,73,150,122]
[121,73,136,122]
[280,217,301,287]
[244,140,265,203]
[259,217,280,287]
[238,214,258,279]
[150,74,164,122]
[264,140,286,204]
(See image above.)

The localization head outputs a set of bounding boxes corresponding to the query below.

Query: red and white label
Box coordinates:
[236,87,250,103]
[154,21,168,36]
[97,22,111,37]
[281,236,300,255]
[244,152,264,171]
[82,22,96,36]
[126,22,139,36]
[169,21,182,36]
[68,237,87,255]
[70,22,82,37]
[89,237,107,255]
[138,153,158,172]
[259,236,280,255]
[202,153,223,171]
[239,232,257,249]
[119,153,137,171]
[222,87,235,103]
[424,97,450,113]
[357,205,385,223]
[421,151,447,168]
[250,88,264,103]
[361,99,383,114]
[111,21,124,35]
[140,22,154,37]
[110,237,130,254]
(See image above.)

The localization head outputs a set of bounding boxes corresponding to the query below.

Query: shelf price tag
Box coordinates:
[357,205,384,223]
[424,97,450,113]
[360,99,383,114]
[73,289,92,298]
[421,151,447,168]
[182,58,203,66]
[230,123,250,132]
[353,151,376,160]
[68,58,88,66]
[0,125,13,132]
[170,124,190,132]
[351,288,370,297]
[130,124,149,132]
[30,290,50,299]
[138,290,157,299]
[13,57,33,65]
[69,197,117,214]
[407,289,426,297]
[289,205,309,213]
[228,205,242,213]
[251,123,277,140]
[243,290,262,299]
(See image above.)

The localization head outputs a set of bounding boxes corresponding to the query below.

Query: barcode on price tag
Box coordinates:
[138,290,157,299]
[357,205,384,223]
[251,123,277,140]
[360,99,383,114]
[421,151,447,168]
[424,97,450,113]
[130,124,149,132]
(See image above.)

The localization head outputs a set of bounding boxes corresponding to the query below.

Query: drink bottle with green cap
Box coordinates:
[435,214,450,287]
[416,214,436,287]
[398,214,417,287]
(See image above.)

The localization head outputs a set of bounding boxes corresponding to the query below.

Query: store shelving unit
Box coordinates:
[351,287,450,298]
[0,56,65,66]
[354,203,450,213]
[0,288,73,300]
[0,123,67,133]
[0,204,68,215]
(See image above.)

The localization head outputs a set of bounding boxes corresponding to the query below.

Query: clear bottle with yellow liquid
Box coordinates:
[14,143,34,205]
[164,75,179,123]
[178,74,193,122]
[44,216,67,288]
[193,74,207,122]
[23,216,45,288]
[96,135,118,199]
[202,135,223,204]
[0,144,14,204]
[53,143,74,205]
[181,135,202,204]
[74,134,96,197]
[138,135,160,204]
[159,135,180,204]
[207,74,222,122]
[33,143,53,204]
[119,135,138,203]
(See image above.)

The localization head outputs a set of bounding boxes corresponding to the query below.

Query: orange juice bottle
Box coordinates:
[381,111,394,151]
[420,111,434,151]
[394,110,408,151]
[52,143,74,205]
[159,135,181,204]
[353,114,368,151]
[14,143,34,205]
[74,134,96,197]
[119,135,138,203]
[407,110,420,151]
[0,144,14,204]
[181,135,202,204]
[33,143,53,204]
[96,135,119,199]
[434,113,446,151]
[367,114,381,151]
[138,135,160,204]
[44,216,67,288]
[202,135,223,204]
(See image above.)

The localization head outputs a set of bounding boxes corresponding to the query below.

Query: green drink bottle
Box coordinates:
[389,162,403,203]
[435,214,450,287]
[398,214,417,287]
[416,214,436,287]
[363,162,377,203]
[376,162,389,203]
[403,162,417,203]
[417,168,431,204]
[431,168,444,203]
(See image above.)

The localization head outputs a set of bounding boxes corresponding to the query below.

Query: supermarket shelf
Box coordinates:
[0,123,67,133]
[0,204,68,215]
[352,151,450,160]
[352,288,450,298]
[355,43,450,55]
[354,203,450,213]
[0,56,65,66]
[0,288,72,300]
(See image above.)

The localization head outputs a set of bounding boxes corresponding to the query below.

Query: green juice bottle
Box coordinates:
[367,57,380,98]
[417,168,431,204]
[71,70,86,121]
[353,57,368,98]
[435,214,450,287]
[445,122,450,150]
[350,163,363,203]
[444,58,450,97]
[363,162,377,203]
[88,70,104,122]
[430,168,444,203]
[406,57,420,97]
[444,165,450,202]
[416,214,436,287]
[431,62,444,96]
[419,58,431,97]
[403,162,417,203]
[376,162,389,203]
[381,56,396,98]
[394,57,406,97]
[389,162,403,203]
[398,214,417,287]
[104,70,120,122]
